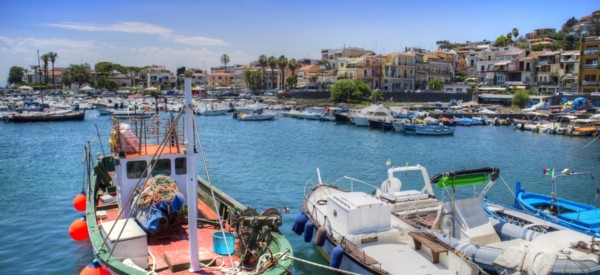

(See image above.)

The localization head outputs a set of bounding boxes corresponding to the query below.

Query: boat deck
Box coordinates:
[97,194,241,274]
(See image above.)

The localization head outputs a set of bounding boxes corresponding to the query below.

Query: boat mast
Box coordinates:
[184,77,200,272]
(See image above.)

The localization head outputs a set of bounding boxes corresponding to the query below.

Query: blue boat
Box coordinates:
[404,124,455,135]
[513,170,600,238]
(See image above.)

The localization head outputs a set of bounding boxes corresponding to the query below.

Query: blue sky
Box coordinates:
[0,0,597,87]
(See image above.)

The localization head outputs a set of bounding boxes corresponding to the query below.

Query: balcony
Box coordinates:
[584,50,599,56]
[583,64,599,69]
[583,36,600,42]
[539,82,558,86]
[582,81,598,86]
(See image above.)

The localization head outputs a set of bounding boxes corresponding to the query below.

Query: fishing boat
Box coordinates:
[10,108,85,122]
[299,168,479,274]
[74,78,292,274]
[513,168,600,238]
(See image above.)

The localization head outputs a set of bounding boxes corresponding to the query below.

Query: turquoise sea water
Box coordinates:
[1,110,599,274]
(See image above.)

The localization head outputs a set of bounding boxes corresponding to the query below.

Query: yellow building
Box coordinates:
[579,36,600,94]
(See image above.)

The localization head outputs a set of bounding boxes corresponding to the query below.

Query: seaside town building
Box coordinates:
[579,36,600,94]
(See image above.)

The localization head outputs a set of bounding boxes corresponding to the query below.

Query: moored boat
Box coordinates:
[236,109,277,121]
[77,78,292,274]
[299,168,479,274]
[10,109,85,122]
[513,168,600,238]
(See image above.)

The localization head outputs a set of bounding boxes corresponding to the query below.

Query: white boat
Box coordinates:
[349,104,394,127]
[237,109,276,121]
[301,163,600,274]
[195,100,230,116]
[299,169,479,274]
[286,107,324,120]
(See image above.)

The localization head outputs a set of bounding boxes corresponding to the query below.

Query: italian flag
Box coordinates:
[543,168,554,177]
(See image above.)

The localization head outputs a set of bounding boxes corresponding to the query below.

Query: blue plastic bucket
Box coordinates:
[212,232,235,255]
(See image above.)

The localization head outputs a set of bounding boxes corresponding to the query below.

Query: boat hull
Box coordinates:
[10,111,85,122]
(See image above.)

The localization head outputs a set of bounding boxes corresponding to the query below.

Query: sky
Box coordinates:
[0,0,598,87]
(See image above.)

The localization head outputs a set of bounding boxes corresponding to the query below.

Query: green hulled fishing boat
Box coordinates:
[71,77,292,274]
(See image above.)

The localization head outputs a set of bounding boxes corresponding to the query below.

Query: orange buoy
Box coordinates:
[73,191,86,212]
[69,216,89,241]
[80,258,108,275]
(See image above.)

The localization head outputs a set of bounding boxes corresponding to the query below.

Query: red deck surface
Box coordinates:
[124,144,184,158]
[97,197,240,274]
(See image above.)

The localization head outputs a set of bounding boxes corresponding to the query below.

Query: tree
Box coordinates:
[493,35,509,47]
[285,75,298,90]
[454,71,466,82]
[40,53,50,85]
[95,61,115,76]
[370,89,383,102]
[561,17,578,33]
[511,28,519,39]
[512,89,530,109]
[258,54,268,90]
[428,79,443,91]
[220,54,230,72]
[564,35,577,50]
[96,76,117,91]
[48,51,58,89]
[288,58,298,76]
[515,35,529,49]
[506,33,513,44]
[267,56,277,89]
[124,66,143,88]
[277,55,288,90]
[330,79,371,102]
[436,40,452,50]
[243,70,262,90]
[63,64,92,91]
[8,66,25,85]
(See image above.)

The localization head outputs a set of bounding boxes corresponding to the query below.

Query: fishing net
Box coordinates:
[134,175,185,234]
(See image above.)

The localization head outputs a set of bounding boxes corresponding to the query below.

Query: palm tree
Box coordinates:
[277,55,288,90]
[267,56,277,89]
[40,53,50,86]
[288,58,298,76]
[258,54,268,90]
[48,52,58,89]
[511,28,519,39]
[220,54,230,72]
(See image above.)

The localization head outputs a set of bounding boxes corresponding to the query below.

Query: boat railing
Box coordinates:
[111,111,187,156]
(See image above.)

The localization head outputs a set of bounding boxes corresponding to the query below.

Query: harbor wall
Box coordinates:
[289,91,474,102]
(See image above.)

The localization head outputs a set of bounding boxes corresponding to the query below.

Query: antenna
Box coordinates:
[317,168,323,184]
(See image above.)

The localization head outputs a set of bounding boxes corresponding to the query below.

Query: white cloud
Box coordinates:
[0,36,95,51]
[47,21,171,35]
[45,21,228,46]
[171,35,228,46]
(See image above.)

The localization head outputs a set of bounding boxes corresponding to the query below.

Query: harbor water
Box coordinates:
[1,110,599,274]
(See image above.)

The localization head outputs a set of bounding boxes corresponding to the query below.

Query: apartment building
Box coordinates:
[579,36,600,93]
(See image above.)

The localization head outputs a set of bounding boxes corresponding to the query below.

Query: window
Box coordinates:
[151,159,171,176]
[126,161,147,179]
[363,70,367,77]
[175,157,187,175]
